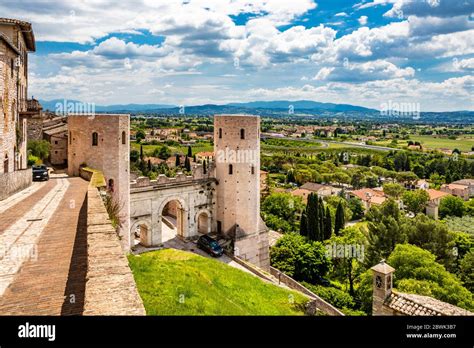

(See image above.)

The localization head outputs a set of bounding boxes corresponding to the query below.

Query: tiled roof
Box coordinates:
[300,182,330,192]
[350,188,385,202]
[0,18,36,51]
[196,151,214,157]
[427,189,450,201]
[385,292,473,316]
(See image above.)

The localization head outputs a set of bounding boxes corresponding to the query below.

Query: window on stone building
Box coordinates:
[122,131,126,145]
[4,154,9,173]
[240,128,245,139]
[219,128,222,139]
[251,165,255,174]
[69,132,72,145]
[92,132,98,146]
[229,164,233,175]
[10,58,14,78]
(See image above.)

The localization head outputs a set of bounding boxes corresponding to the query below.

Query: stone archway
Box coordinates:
[195,209,211,235]
[159,197,187,242]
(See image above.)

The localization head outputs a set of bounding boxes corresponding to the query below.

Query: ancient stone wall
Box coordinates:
[68,114,130,248]
[269,266,345,316]
[0,168,32,200]
[83,173,145,315]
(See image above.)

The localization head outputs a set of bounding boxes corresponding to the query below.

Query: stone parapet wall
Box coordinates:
[0,168,32,201]
[269,266,345,316]
[83,172,145,315]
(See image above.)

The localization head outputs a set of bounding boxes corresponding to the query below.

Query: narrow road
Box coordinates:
[0,176,89,315]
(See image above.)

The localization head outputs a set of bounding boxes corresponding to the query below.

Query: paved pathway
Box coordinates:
[0,176,88,315]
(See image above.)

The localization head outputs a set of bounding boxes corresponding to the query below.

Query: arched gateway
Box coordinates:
[129,167,216,247]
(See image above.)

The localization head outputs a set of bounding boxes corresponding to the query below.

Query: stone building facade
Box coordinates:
[68,114,130,247]
[0,18,35,199]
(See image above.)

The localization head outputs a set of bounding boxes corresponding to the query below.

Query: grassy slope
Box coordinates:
[128,249,308,315]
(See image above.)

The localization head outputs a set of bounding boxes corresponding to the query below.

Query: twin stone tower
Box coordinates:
[68,114,269,270]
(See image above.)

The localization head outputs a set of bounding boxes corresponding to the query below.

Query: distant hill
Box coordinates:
[37,99,474,123]
[39,99,175,113]
[227,100,376,112]
[39,99,375,114]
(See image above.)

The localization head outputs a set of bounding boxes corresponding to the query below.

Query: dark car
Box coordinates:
[197,235,224,257]
[32,165,49,181]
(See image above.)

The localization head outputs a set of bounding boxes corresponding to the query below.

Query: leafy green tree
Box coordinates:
[270,233,330,283]
[153,146,171,160]
[383,183,405,199]
[130,149,140,163]
[365,199,408,267]
[348,197,364,220]
[27,140,51,160]
[439,195,465,218]
[406,214,455,269]
[327,226,367,296]
[402,189,429,214]
[136,130,146,141]
[262,193,304,233]
[334,201,345,235]
[459,250,474,292]
[388,244,474,311]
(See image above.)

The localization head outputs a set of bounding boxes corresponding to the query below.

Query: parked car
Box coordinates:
[197,235,224,257]
[32,165,49,181]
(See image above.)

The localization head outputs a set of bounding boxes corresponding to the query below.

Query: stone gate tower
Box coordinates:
[68,114,130,249]
[214,114,269,269]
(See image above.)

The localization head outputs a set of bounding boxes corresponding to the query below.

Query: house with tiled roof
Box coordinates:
[349,188,386,212]
[371,260,473,316]
[425,189,450,219]
[441,183,470,201]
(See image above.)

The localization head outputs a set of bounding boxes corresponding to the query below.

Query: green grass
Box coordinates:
[128,249,309,315]
[409,135,473,152]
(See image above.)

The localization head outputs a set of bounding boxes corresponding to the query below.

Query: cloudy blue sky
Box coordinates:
[3,0,474,111]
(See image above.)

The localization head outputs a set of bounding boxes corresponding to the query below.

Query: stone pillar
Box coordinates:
[370,260,395,316]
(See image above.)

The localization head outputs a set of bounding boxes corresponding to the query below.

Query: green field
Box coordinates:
[409,135,473,152]
[128,249,309,315]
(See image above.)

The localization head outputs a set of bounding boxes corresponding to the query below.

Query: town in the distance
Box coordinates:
[0,5,473,321]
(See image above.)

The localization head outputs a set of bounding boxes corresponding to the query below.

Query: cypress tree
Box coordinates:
[184,155,191,172]
[334,201,345,235]
[147,159,152,172]
[203,159,207,174]
[324,206,332,240]
[299,212,308,237]
[175,154,180,167]
[140,145,144,161]
[318,197,325,241]
[306,193,320,241]
[187,145,192,157]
